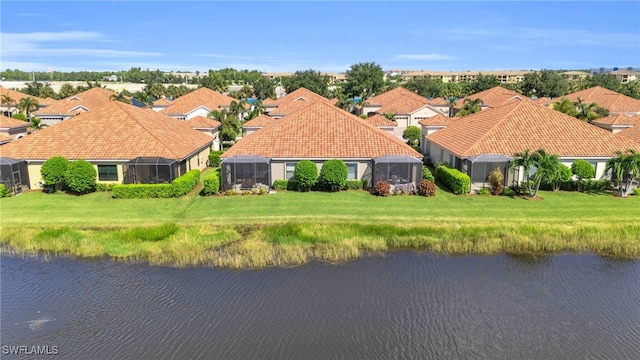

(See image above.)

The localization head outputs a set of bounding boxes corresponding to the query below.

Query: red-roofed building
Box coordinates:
[616,125,640,144]
[186,116,222,150]
[33,87,117,126]
[1,101,213,189]
[592,114,640,133]
[221,102,422,191]
[0,115,30,144]
[417,114,457,153]
[1,87,57,118]
[151,97,173,112]
[425,99,640,190]
[242,114,277,135]
[160,87,236,120]
[454,86,524,113]
[266,88,334,118]
[557,86,640,115]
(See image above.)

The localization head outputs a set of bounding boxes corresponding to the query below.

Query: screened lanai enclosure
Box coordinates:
[462,154,514,190]
[221,155,270,192]
[373,155,423,193]
[0,157,29,195]
[123,157,183,184]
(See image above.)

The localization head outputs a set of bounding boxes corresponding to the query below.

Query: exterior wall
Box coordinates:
[410,107,441,127]
[420,126,445,153]
[24,161,127,189]
[244,127,262,136]
[270,159,373,186]
[431,105,449,115]
[186,146,211,171]
[363,105,381,115]
[151,105,167,112]
[185,107,210,120]
[427,142,455,166]
[40,115,67,127]
[2,127,29,139]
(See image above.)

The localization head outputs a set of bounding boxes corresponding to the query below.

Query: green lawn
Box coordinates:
[1,188,639,267]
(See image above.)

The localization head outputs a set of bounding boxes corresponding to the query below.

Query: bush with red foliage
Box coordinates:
[373,181,391,196]
[417,180,436,197]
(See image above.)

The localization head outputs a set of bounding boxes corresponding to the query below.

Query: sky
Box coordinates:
[1,1,639,73]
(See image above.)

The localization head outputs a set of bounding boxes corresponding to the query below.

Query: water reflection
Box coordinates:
[1,253,639,360]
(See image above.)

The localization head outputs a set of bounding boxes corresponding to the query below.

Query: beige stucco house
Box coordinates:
[159,87,236,120]
[0,115,30,144]
[32,87,117,126]
[1,101,213,189]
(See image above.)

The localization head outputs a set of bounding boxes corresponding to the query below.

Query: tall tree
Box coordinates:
[468,74,499,94]
[522,70,568,98]
[575,98,607,122]
[445,96,457,117]
[109,92,132,104]
[252,76,276,100]
[200,70,227,92]
[605,150,640,197]
[587,73,621,92]
[455,98,483,117]
[208,109,240,145]
[343,62,384,99]
[29,117,48,131]
[511,149,536,196]
[405,78,443,98]
[18,97,39,119]
[531,149,562,197]
[552,98,578,117]
[58,83,78,99]
[282,69,328,97]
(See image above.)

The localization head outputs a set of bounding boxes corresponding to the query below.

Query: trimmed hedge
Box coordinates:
[203,169,221,195]
[0,184,10,198]
[272,179,299,191]
[342,180,367,190]
[113,170,201,198]
[539,179,611,192]
[294,160,318,191]
[112,184,174,199]
[635,187,640,196]
[95,183,115,192]
[171,170,201,197]
[319,159,348,191]
[422,166,435,182]
[434,165,470,195]
[208,151,224,167]
[65,160,97,194]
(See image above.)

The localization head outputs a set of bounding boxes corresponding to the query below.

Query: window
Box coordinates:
[98,165,118,181]
[285,163,296,180]
[346,163,357,180]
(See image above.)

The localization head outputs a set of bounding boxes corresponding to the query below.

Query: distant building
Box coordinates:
[401,70,531,84]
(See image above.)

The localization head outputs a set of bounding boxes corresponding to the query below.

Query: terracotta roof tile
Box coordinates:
[455,86,523,109]
[616,126,640,143]
[33,87,115,115]
[424,97,449,106]
[592,114,640,127]
[0,87,57,106]
[367,87,428,106]
[366,114,397,127]
[0,115,30,128]
[223,102,421,159]
[1,101,213,160]
[427,99,640,158]
[186,116,221,129]
[262,98,277,106]
[243,114,276,128]
[269,87,333,116]
[418,114,456,126]
[153,97,172,106]
[560,86,640,113]
[160,87,236,115]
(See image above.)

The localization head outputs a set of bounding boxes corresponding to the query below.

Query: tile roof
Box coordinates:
[33,87,116,115]
[0,133,12,144]
[418,114,456,127]
[262,98,277,106]
[1,101,213,161]
[616,126,640,143]
[0,115,30,129]
[223,101,421,159]
[424,97,449,106]
[0,87,57,106]
[160,87,236,115]
[153,97,172,106]
[366,114,397,127]
[455,86,523,109]
[243,114,276,128]
[269,87,333,116]
[559,86,640,113]
[186,116,221,129]
[592,114,640,128]
[365,87,435,114]
[427,99,640,158]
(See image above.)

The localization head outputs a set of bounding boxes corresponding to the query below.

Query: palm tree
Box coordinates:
[109,92,132,104]
[18,97,39,120]
[382,112,397,121]
[531,149,561,197]
[29,117,47,131]
[455,98,483,117]
[552,98,578,117]
[229,100,247,121]
[445,96,457,117]
[355,97,369,116]
[605,150,640,197]
[335,94,354,112]
[244,100,265,122]
[575,98,600,122]
[1,94,15,116]
[209,109,240,147]
[511,149,536,196]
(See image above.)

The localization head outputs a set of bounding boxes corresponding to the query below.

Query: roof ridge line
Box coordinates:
[118,102,182,159]
[466,100,525,156]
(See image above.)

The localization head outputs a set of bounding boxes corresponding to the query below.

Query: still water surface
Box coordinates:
[2,253,639,359]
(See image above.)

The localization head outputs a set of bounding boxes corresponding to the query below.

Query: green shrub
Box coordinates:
[343,180,365,190]
[373,181,391,196]
[95,183,115,192]
[417,180,436,197]
[12,113,27,121]
[171,170,200,197]
[294,160,318,191]
[477,188,491,196]
[635,187,640,196]
[502,187,515,197]
[319,159,348,191]
[434,165,470,195]
[519,180,535,195]
[402,126,421,146]
[422,166,435,182]
[41,156,69,191]
[203,169,220,195]
[487,167,503,195]
[0,184,10,198]
[572,159,595,191]
[112,184,174,198]
[582,179,611,191]
[65,160,97,193]
[273,179,288,190]
[208,151,224,167]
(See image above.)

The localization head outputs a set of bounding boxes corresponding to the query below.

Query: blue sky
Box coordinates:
[1,1,639,73]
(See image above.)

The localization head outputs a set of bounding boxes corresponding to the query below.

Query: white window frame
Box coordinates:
[346,163,358,180]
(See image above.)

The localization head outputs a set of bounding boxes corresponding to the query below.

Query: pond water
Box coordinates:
[1,253,639,359]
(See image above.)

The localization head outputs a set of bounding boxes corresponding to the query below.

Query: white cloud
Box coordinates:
[395,54,457,61]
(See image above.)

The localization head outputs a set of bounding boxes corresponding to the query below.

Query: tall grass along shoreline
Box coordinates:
[1,222,639,269]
